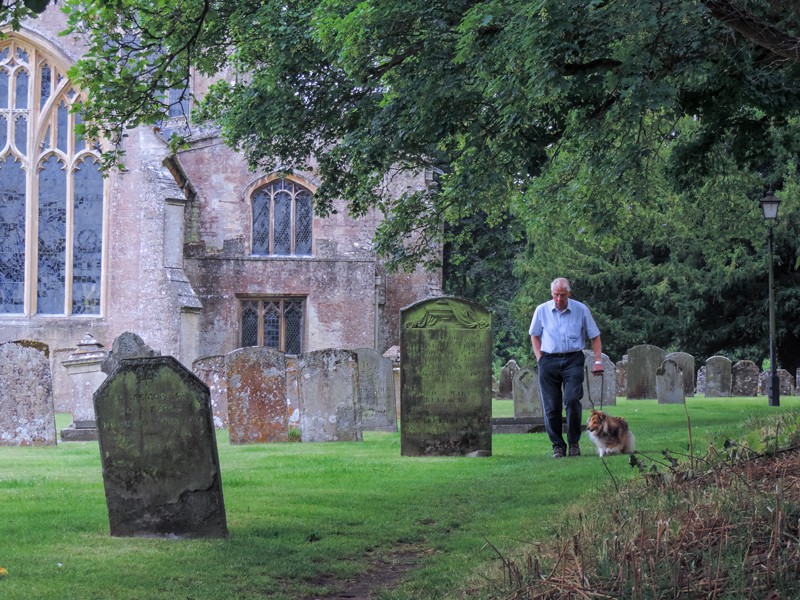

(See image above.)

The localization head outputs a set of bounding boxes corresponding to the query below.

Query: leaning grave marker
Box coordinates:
[94,356,228,538]
[400,297,492,457]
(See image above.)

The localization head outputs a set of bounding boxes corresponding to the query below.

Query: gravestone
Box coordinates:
[298,349,362,442]
[582,351,617,409]
[94,356,228,538]
[101,332,160,375]
[285,356,301,428]
[382,345,402,421]
[656,359,685,404]
[355,348,397,432]
[498,359,519,399]
[400,297,492,457]
[60,333,109,441]
[191,355,228,428]
[616,356,628,397]
[0,341,56,446]
[704,356,732,397]
[665,352,695,397]
[696,366,706,395]
[225,347,288,443]
[626,344,665,399]
[762,369,795,396]
[731,360,759,396]
[513,365,541,418]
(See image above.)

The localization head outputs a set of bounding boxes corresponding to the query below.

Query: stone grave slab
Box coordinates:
[513,365,541,418]
[400,297,492,457]
[94,356,228,538]
[298,349,362,442]
[656,359,685,404]
[705,356,732,397]
[355,348,397,432]
[626,344,665,399]
[225,347,288,443]
[0,341,56,446]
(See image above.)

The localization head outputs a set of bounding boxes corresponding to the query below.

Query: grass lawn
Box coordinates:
[1,397,798,599]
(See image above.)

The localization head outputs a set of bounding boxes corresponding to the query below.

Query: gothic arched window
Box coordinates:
[251,177,313,256]
[0,37,104,315]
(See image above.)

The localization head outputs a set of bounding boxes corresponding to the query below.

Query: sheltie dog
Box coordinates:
[586,410,636,457]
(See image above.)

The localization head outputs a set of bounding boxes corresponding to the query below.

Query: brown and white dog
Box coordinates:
[586,410,636,457]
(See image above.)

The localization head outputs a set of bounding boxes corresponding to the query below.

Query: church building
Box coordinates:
[0,8,438,410]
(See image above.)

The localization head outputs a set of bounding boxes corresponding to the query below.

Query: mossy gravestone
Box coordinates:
[94,356,228,538]
[400,297,492,457]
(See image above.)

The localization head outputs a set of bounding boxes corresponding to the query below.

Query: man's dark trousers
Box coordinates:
[538,351,585,451]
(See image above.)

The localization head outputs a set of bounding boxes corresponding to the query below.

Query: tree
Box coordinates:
[63,0,800,367]
[0,0,50,28]
[64,0,800,265]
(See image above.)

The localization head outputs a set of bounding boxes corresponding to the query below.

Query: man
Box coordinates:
[529,277,603,458]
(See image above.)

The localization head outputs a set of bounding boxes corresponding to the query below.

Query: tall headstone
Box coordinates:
[355,348,397,432]
[0,341,56,446]
[513,365,541,418]
[696,366,706,395]
[400,297,492,457]
[665,352,695,397]
[60,334,109,441]
[298,349,362,442]
[731,360,759,396]
[763,369,796,396]
[705,356,732,397]
[626,344,665,399]
[191,355,228,428]
[582,351,617,408]
[94,356,228,538]
[656,359,685,404]
[498,360,519,399]
[285,356,301,429]
[225,347,288,444]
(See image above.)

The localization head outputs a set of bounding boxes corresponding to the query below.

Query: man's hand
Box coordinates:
[591,361,604,376]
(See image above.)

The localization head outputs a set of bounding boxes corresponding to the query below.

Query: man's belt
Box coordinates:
[541,351,583,357]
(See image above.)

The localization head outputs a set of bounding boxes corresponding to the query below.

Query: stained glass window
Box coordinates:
[250,178,313,256]
[0,37,104,316]
[239,298,305,354]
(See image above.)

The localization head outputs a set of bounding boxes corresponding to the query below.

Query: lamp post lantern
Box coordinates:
[761,191,781,407]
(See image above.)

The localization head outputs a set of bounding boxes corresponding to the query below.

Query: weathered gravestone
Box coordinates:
[94,356,228,538]
[101,332,160,375]
[225,347,288,443]
[498,359,519,399]
[513,365,541,418]
[355,348,397,432]
[285,356,301,429]
[732,360,759,397]
[298,349,362,442]
[656,359,685,404]
[0,341,56,446]
[616,356,628,397]
[704,356,732,397]
[400,297,492,457]
[627,344,665,399]
[382,345,402,421]
[582,351,617,409]
[761,369,795,396]
[696,366,706,395]
[191,355,228,428]
[665,352,695,397]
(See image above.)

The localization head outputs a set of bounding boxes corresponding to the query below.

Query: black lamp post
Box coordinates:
[761,191,781,407]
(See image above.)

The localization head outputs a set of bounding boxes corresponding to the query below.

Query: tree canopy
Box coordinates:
[62,0,800,370]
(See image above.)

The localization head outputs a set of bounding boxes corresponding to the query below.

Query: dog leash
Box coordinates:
[584,364,605,410]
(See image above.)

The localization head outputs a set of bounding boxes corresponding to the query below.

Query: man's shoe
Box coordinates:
[568,445,581,457]
[552,446,565,459]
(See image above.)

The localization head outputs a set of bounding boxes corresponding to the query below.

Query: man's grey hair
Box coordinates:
[550,277,571,292]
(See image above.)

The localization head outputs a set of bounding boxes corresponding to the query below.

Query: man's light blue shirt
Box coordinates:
[528,299,600,354]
